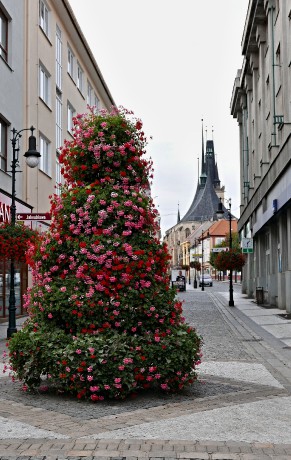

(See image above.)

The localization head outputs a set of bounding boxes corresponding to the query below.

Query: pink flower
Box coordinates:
[161,383,169,390]
[60,286,67,292]
[89,386,99,392]
[114,377,121,383]
[104,385,111,390]
[48,313,53,319]
[76,349,82,354]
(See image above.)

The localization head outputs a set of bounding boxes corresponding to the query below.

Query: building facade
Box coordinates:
[0,0,114,317]
[231,0,291,311]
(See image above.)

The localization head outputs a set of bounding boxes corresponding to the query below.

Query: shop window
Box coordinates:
[0,260,27,318]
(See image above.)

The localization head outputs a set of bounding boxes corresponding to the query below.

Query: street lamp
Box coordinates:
[188,244,191,285]
[216,198,234,307]
[193,239,198,289]
[7,127,40,338]
[201,231,205,291]
[200,231,210,291]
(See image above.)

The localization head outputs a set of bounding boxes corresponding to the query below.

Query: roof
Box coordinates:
[180,138,225,223]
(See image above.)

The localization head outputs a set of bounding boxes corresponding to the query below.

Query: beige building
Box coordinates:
[231,0,291,311]
[24,0,114,217]
[0,0,114,317]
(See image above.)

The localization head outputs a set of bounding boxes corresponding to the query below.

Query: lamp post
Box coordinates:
[193,239,198,288]
[201,231,205,291]
[216,198,234,307]
[7,127,40,339]
[188,245,191,284]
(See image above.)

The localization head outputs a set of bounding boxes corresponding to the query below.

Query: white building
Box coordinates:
[231,0,291,312]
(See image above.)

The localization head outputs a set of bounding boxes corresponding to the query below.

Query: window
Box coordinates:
[39,134,51,176]
[56,91,62,150]
[0,118,7,172]
[39,0,49,36]
[67,101,75,133]
[67,46,74,78]
[77,62,83,92]
[0,9,8,62]
[87,81,93,106]
[39,63,50,105]
[56,25,62,89]
[94,93,100,113]
[56,152,62,195]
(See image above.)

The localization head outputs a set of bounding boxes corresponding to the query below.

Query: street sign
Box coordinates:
[17,213,51,221]
[212,247,229,252]
[242,238,253,253]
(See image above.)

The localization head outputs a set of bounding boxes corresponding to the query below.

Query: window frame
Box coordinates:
[39,0,49,37]
[67,45,74,79]
[0,8,8,62]
[55,152,62,195]
[39,133,51,176]
[56,91,62,151]
[94,93,100,113]
[87,80,93,106]
[77,62,83,93]
[56,25,62,90]
[67,101,75,134]
[39,62,50,106]
[0,117,8,172]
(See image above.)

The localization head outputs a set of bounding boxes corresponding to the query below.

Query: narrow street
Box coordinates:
[0,282,291,459]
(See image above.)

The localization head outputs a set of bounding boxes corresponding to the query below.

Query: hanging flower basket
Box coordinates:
[0,222,39,263]
[190,261,201,270]
[215,250,246,272]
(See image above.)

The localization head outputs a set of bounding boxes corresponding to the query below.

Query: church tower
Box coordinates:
[180,122,225,225]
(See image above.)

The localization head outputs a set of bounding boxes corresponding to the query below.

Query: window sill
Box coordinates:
[39,25,52,46]
[67,72,76,86]
[39,97,52,112]
[0,54,13,71]
[77,87,85,100]
[39,168,52,179]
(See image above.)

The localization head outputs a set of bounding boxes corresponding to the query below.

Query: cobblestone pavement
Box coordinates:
[1,282,291,459]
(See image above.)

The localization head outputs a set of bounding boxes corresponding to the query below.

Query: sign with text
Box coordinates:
[212,247,229,252]
[17,213,51,221]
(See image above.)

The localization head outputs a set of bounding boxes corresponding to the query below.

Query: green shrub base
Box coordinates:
[8,322,202,401]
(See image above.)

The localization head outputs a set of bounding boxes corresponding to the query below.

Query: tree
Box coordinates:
[8,107,202,401]
[210,232,246,272]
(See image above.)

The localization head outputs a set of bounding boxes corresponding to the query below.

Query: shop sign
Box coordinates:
[0,201,10,222]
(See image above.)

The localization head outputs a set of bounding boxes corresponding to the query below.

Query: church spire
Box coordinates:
[201,119,206,175]
[177,202,181,223]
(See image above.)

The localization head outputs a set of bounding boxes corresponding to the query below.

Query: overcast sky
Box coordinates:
[69,0,249,236]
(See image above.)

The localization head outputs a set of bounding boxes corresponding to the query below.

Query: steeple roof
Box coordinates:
[180,131,225,223]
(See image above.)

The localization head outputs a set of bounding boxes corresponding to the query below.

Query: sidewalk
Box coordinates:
[0,285,291,459]
[0,315,28,342]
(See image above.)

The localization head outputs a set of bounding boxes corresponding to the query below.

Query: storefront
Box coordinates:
[0,190,33,318]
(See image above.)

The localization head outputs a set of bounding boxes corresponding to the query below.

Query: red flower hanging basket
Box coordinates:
[0,222,39,263]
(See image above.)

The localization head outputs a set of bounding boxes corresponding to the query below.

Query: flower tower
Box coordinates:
[8,107,201,400]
